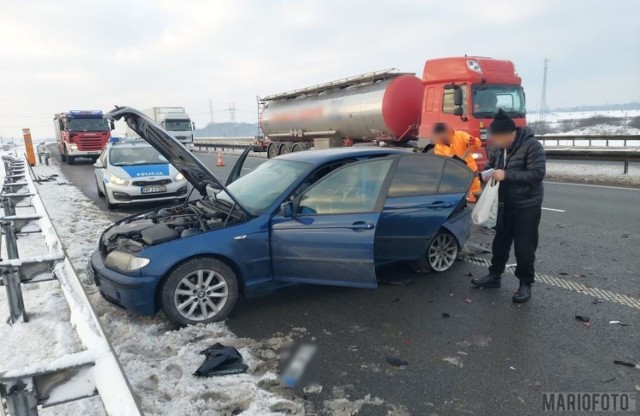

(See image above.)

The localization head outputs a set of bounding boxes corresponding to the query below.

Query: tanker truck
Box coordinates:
[259,57,527,169]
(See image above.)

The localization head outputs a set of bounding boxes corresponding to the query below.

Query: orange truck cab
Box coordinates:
[417,57,527,170]
[54,110,114,165]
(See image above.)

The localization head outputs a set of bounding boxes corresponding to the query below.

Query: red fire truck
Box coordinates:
[54,110,114,165]
[259,56,526,169]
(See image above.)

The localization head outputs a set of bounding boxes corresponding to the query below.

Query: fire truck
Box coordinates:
[54,110,114,165]
[259,56,526,169]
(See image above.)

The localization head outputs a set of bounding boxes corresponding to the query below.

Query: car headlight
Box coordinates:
[69,143,78,150]
[174,172,185,181]
[472,153,483,160]
[108,172,129,186]
[105,250,150,272]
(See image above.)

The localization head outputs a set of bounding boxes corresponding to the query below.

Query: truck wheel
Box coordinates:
[291,143,305,152]
[408,231,459,274]
[67,155,76,165]
[279,142,292,155]
[160,257,239,325]
[267,142,279,159]
[60,149,67,162]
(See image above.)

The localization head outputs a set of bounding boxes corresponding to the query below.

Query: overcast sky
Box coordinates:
[0,0,638,139]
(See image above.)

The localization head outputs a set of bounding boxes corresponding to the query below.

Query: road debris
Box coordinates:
[443,357,463,368]
[613,360,640,370]
[509,366,516,371]
[609,320,628,326]
[303,384,323,394]
[464,297,473,304]
[575,315,590,323]
[193,343,248,377]
[442,312,450,318]
[385,356,409,367]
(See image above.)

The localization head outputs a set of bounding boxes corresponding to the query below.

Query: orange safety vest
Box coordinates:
[434,130,482,195]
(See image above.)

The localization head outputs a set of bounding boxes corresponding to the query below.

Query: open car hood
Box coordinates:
[105,106,250,215]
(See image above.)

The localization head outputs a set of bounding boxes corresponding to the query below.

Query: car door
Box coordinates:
[270,157,395,288]
[375,154,473,262]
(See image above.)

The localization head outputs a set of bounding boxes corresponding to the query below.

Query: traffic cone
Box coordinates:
[216,151,225,167]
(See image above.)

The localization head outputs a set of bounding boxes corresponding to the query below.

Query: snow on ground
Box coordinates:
[545,161,640,187]
[31,160,304,416]
[528,108,640,124]
[549,124,640,136]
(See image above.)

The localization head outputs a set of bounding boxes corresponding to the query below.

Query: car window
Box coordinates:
[438,159,473,194]
[388,154,445,197]
[297,158,393,215]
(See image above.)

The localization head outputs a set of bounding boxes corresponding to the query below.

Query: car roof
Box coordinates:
[107,140,152,149]
[275,146,410,165]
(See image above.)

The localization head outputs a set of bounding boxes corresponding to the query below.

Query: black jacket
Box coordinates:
[487,126,546,208]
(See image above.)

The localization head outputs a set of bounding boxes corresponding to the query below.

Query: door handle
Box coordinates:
[351,221,375,230]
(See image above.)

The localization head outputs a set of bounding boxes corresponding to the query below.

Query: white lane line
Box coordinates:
[462,256,640,311]
[545,181,640,191]
[542,207,566,213]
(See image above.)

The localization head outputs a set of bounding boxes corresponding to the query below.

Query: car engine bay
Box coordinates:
[100,199,242,255]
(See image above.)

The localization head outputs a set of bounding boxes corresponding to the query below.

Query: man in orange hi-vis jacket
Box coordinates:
[432,122,482,202]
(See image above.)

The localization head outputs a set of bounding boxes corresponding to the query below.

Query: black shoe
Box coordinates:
[512,283,532,303]
[471,274,502,288]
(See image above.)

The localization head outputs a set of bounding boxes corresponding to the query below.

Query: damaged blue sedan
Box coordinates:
[88,107,473,325]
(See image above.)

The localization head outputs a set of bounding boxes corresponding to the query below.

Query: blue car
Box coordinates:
[88,107,473,325]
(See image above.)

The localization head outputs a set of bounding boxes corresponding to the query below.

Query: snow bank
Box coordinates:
[32,159,304,415]
[550,124,640,136]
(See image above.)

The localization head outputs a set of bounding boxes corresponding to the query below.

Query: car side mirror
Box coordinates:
[109,120,115,130]
[280,201,293,218]
[192,122,196,130]
[93,161,105,169]
[453,107,464,116]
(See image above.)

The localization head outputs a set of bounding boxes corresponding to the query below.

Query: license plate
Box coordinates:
[141,185,167,194]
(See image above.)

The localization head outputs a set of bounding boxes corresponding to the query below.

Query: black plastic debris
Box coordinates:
[194,343,248,377]
[575,315,590,323]
[442,312,450,318]
[383,279,414,286]
[613,360,640,370]
[463,272,473,277]
[386,356,409,367]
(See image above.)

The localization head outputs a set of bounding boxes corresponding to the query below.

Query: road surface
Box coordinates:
[50,148,640,415]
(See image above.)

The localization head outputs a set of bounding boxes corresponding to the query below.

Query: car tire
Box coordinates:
[160,257,239,326]
[60,150,67,162]
[408,230,459,274]
[96,178,104,197]
[267,142,279,159]
[105,192,117,209]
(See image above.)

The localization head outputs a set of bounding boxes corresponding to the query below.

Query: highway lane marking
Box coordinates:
[542,207,566,213]
[463,256,640,311]
[545,181,640,191]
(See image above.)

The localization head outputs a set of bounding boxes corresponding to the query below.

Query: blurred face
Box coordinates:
[490,131,516,149]
[432,128,452,144]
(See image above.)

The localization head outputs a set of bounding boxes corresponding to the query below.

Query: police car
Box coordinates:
[94,138,188,209]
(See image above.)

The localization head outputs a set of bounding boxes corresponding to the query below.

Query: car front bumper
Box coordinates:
[88,249,161,316]
[105,181,188,204]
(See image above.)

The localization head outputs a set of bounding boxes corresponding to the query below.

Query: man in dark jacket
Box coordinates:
[471,109,546,303]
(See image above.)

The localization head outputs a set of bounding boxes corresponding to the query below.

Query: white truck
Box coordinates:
[127,107,195,145]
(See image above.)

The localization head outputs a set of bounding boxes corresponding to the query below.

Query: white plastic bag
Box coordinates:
[472,179,500,228]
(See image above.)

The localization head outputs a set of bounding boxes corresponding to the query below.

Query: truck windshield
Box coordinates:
[164,120,192,131]
[67,118,110,132]
[109,146,168,166]
[472,85,526,118]
[216,159,309,215]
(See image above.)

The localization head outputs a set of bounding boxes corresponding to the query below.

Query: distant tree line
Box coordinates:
[529,115,640,135]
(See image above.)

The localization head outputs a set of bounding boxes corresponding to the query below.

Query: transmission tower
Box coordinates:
[228,102,236,122]
[539,58,549,123]
[209,98,214,124]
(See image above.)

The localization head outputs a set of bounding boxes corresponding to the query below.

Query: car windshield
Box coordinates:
[67,118,110,132]
[110,146,168,166]
[472,84,526,118]
[164,120,192,131]
[216,159,309,215]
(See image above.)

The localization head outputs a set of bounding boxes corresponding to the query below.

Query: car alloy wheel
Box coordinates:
[174,269,229,322]
[427,232,458,272]
[161,257,238,325]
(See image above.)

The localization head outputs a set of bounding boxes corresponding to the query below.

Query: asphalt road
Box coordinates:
[51,148,640,415]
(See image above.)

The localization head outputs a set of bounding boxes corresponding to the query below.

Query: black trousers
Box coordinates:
[489,205,541,284]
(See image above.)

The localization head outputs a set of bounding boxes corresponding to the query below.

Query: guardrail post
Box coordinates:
[2,221,27,324]
[3,381,38,416]
[623,160,629,174]
[2,197,15,216]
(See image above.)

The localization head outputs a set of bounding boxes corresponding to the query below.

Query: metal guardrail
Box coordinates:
[537,135,640,147]
[0,156,142,416]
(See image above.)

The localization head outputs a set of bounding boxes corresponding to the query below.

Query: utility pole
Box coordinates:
[209,98,215,124]
[228,102,236,123]
[539,58,549,123]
